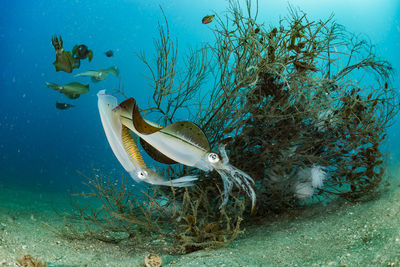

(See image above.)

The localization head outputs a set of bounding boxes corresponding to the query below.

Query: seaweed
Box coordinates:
[173,187,244,253]
[140,0,398,213]
[44,171,164,244]
[16,255,46,267]
[46,170,243,253]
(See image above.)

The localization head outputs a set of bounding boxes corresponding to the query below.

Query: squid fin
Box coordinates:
[107,66,119,77]
[65,93,80,99]
[65,82,89,89]
[119,98,161,134]
[140,138,177,164]
[160,121,211,151]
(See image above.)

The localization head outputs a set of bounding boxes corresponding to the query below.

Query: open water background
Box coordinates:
[0,0,399,192]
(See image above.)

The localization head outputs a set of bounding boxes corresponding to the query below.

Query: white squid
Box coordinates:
[97,90,197,187]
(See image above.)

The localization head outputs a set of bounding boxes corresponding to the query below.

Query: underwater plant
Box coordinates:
[138,1,398,213]
[54,0,399,254]
[45,171,243,254]
[44,171,164,243]
[16,254,47,267]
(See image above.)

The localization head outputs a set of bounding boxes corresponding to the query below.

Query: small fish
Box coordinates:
[74,66,119,82]
[202,14,215,24]
[45,82,89,99]
[56,102,75,110]
[97,90,197,187]
[105,50,114,57]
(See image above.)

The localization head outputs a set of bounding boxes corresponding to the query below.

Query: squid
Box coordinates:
[51,35,80,73]
[75,66,119,82]
[97,90,197,187]
[72,44,93,62]
[115,96,256,211]
[45,82,89,99]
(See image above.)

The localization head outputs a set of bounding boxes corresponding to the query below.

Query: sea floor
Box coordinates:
[0,167,399,267]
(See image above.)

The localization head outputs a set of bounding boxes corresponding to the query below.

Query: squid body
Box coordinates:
[76,67,119,82]
[97,90,197,187]
[45,82,89,99]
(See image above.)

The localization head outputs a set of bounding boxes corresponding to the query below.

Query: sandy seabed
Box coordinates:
[0,167,399,267]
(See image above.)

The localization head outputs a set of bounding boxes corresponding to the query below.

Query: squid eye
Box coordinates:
[137,170,148,179]
[207,153,220,164]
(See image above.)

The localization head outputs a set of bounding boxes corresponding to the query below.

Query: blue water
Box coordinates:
[1,0,400,191]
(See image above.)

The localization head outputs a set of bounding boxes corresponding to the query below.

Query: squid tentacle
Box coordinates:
[216,169,234,209]
[215,145,256,212]
[150,175,198,187]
